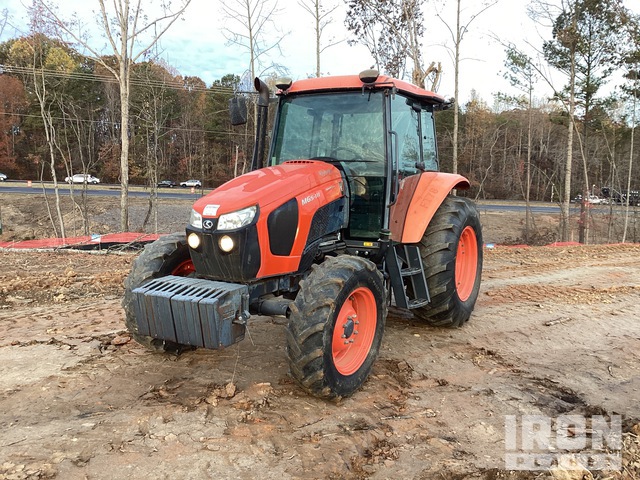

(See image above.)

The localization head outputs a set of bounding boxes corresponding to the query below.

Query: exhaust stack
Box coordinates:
[251,77,270,171]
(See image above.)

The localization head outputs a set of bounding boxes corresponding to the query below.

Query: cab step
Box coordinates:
[386,244,430,310]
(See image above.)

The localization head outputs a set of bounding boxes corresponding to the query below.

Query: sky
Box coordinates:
[1,0,638,106]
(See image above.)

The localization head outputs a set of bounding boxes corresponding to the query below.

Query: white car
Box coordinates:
[180,179,202,188]
[572,194,606,204]
[586,194,606,204]
[65,174,100,184]
[0,172,7,181]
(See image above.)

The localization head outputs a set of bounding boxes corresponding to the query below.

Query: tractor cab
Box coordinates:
[268,71,442,242]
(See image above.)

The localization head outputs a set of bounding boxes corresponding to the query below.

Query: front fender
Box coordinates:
[389,172,470,244]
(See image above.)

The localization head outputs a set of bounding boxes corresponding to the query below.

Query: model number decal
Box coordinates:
[203,204,220,216]
[301,192,321,206]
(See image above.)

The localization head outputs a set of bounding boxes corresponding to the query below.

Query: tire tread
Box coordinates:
[412,196,483,328]
[286,256,386,399]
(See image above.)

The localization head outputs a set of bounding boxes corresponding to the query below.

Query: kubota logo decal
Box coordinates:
[301,192,321,205]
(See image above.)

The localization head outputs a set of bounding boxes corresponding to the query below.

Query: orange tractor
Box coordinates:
[123,70,483,399]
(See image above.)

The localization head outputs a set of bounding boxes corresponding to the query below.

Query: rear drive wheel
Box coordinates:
[412,196,483,327]
[286,256,387,399]
[122,232,195,350]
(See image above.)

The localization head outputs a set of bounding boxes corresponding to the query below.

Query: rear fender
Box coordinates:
[389,172,470,244]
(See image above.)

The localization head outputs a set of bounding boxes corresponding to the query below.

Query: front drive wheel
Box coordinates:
[122,232,195,350]
[412,196,483,328]
[286,256,387,399]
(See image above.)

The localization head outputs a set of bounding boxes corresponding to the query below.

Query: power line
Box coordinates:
[0,63,257,137]
[0,63,255,95]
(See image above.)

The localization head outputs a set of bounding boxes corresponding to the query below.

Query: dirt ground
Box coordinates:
[0,192,639,480]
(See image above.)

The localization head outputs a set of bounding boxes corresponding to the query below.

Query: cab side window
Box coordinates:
[421,109,438,171]
[390,94,421,178]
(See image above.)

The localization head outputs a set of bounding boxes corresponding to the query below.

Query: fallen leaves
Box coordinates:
[205,382,238,406]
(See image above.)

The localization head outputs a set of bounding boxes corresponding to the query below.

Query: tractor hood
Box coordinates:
[192,160,343,219]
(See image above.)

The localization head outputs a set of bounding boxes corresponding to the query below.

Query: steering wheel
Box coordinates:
[310,156,353,175]
[329,146,361,160]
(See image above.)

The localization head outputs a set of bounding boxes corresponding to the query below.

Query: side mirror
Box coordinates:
[229,96,247,126]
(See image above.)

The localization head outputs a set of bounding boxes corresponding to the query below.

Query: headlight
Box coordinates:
[217,206,257,231]
[219,235,235,252]
[187,233,201,249]
[189,209,202,229]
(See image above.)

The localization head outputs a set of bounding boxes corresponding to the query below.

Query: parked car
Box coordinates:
[585,194,606,204]
[180,179,202,188]
[571,194,606,205]
[157,180,176,188]
[65,174,100,184]
[0,172,7,181]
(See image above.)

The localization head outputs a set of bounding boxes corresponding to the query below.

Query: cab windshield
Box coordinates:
[270,91,385,177]
[270,91,387,239]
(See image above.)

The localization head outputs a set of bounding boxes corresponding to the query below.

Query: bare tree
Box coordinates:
[34,0,192,232]
[435,0,499,177]
[8,12,71,238]
[503,45,539,243]
[131,62,177,233]
[222,0,285,81]
[32,56,67,239]
[529,0,629,242]
[527,0,579,242]
[59,100,99,236]
[622,81,637,244]
[222,0,286,172]
[344,0,439,89]
[298,0,340,77]
[621,14,640,243]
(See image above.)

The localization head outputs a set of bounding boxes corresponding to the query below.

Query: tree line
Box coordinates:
[0,0,639,243]
[0,36,249,187]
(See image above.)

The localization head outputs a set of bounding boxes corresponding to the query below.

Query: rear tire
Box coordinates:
[122,232,195,350]
[286,256,386,399]
[412,196,483,327]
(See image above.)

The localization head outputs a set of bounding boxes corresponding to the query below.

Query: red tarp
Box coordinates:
[0,233,160,249]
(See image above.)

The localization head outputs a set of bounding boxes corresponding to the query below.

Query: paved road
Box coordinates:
[0,181,627,213]
[0,181,204,200]
[476,203,566,214]
[476,201,626,214]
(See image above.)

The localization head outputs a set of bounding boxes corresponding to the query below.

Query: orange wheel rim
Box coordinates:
[331,287,377,376]
[455,226,478,302]
[172,259,195,277]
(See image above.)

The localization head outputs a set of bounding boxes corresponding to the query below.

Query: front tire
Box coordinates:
[286,256,387,399]
[122,232,195,350]
[412,196,483,327]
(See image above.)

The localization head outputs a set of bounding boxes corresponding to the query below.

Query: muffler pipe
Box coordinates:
[250,78,270,171]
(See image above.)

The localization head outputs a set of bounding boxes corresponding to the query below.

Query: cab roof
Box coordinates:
[281,74,446,105]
